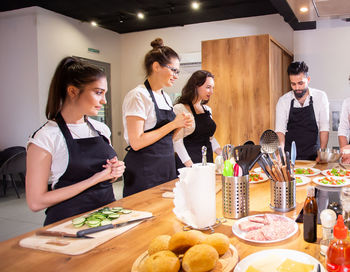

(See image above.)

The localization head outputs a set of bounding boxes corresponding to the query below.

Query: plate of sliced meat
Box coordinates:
[232,214,298,243]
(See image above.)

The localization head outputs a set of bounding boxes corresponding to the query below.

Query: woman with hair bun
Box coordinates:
[122,38,192,197]
[26,56,125,225]
[173,70,221,169]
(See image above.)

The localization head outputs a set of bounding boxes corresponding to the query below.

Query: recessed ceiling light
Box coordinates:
[300,7,308,13]
[191,1,200,10]
[137,12,144,19]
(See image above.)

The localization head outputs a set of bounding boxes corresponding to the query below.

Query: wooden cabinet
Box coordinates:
[202,34,293,146]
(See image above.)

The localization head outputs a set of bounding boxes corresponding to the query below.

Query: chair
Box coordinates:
[0,147,26,198]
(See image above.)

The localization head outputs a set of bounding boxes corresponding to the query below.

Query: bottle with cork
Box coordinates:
[326,215,350,271]
[303,186,318,243]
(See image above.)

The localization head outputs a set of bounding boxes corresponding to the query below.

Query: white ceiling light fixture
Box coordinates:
[91,21,98,27]
[300,6,308,13]
[191,1,200,10]
[137,12,145,19]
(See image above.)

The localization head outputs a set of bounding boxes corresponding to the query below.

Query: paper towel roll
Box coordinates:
[173,163,216,229]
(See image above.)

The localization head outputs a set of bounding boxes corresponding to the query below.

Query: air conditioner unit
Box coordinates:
[179,52,201,67]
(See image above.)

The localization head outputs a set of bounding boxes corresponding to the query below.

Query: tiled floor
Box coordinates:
[0,180,124,242]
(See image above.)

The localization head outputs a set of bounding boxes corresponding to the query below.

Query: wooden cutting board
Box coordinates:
[19,210,152,255]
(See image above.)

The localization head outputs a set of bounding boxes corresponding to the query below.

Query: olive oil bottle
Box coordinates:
[303,186,318,243]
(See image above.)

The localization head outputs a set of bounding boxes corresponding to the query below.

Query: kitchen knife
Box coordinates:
[36,230,93,239]
[76,215,155,237]
[278,147,285,166]
[291,141,297,166]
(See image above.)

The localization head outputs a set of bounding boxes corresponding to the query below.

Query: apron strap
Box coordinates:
[55,112,74,147]
[144,79,161,121]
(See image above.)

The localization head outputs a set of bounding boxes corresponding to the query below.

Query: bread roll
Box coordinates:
[148,235,171,255]
[168,230,206,254]
[202,233,230,255]
[182,244,219,272]
[143,250,180,272]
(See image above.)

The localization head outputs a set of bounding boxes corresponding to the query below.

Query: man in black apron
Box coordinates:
[276,61,329,160]
[123,80,177,197]
[175,103,216,169]
[43,113,117,225]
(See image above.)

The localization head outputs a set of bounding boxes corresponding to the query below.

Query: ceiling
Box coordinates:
[0,0,349,34]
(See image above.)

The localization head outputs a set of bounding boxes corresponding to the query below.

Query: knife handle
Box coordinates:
[76,224,114,237]
[36,230,69,238]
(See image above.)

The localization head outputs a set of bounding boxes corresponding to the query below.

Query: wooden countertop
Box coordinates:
[0,162,345,271]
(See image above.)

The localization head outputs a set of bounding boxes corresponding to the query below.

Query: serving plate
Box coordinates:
[131,244,239,272]
[313,176,350,187]
[295,175,311,187]
[232,214,298,244]
[294,167,320,177]
[321,168,350,178]
[233,249,325,272]
[249,172,268,184]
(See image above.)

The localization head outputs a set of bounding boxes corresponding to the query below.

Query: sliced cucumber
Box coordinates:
[108,213,120,219]
[111,207,123,212]
[72,217,86,225]
[100,219,112,226]
[121,209,132,214]
[73,222,85,228]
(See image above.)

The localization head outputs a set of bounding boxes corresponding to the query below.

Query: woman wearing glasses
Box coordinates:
[173,70,222,169]
[122,38,192,197]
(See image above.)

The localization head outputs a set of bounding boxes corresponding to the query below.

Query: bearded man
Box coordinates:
[275,61,329,161]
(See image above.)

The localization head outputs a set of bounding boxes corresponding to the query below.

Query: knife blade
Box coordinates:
[36,230,93,239]
[76,215,155,237]
[291,141,297,166]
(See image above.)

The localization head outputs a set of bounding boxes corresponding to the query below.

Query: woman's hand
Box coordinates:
[102,156,126,180]
[173,113,193,129]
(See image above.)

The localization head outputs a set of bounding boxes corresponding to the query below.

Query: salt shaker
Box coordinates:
[320,208,337,256]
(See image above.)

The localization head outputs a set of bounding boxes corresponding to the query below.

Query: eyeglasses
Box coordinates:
[162,64,180,76]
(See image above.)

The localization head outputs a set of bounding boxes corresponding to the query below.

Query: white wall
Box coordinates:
[0,9,39,149]
[294,19,350,148]
[0,7,123,155]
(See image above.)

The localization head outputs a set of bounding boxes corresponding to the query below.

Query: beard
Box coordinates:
[293,88,308,99]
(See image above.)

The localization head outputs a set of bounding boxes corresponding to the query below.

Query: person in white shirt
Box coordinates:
[26,57,125,225]
[338,77,350,163]
[173,70,222,168]
[122,38,192,197]
[275,61,329,160]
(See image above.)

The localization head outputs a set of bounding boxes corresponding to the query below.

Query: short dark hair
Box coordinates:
[144,38,179,77]
[287,61,309,76]
[46,57,105,120]
[175,70,214,105]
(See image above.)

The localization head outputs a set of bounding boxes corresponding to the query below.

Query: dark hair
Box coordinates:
[175,70,214,105]
[287,61,309,76]
[144,38,179,76]
[46,57,105,120]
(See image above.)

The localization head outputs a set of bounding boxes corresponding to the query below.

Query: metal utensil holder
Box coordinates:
[222,175,249,219]
[270,178,296,212]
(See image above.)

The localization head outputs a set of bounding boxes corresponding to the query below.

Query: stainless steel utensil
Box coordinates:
[222,144,234,161]
[291,141,297,166]
[202,146,207,166]
[260,129,279,154]
[317,148,341,163]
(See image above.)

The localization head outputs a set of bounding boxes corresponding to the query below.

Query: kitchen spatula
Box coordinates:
[232,145,261,176]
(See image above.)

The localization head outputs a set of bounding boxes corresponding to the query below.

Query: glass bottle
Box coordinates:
[326,215,350,271]
[303,186,318,243]
[320,209,337,256]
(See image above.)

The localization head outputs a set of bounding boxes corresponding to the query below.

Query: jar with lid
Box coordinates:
[320,209,337,256]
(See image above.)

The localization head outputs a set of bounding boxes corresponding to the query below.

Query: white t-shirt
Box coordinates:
[275,87,330,134]
[173,103,220,163]
[122,84,173,144]
[27,118,111,188]
[338,97,350,139]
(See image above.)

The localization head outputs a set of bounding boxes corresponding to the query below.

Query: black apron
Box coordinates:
[284,96,320,160]
[123,80,176,197]
[44,113,116,226]
[175,103,216,169]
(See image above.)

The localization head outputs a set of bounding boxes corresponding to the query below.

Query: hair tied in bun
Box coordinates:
[151,38,164,49]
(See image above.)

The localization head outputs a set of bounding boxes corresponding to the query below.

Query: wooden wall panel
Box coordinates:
[202,35,270,146]
[269,41,283,129]
[282,52,293,94]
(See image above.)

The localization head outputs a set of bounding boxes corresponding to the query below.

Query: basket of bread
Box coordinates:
[132,230,238,272]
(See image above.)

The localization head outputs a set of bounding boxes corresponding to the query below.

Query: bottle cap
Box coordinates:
[320,209,337,228]
[306,186,315,197]
[333,215,348,239]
